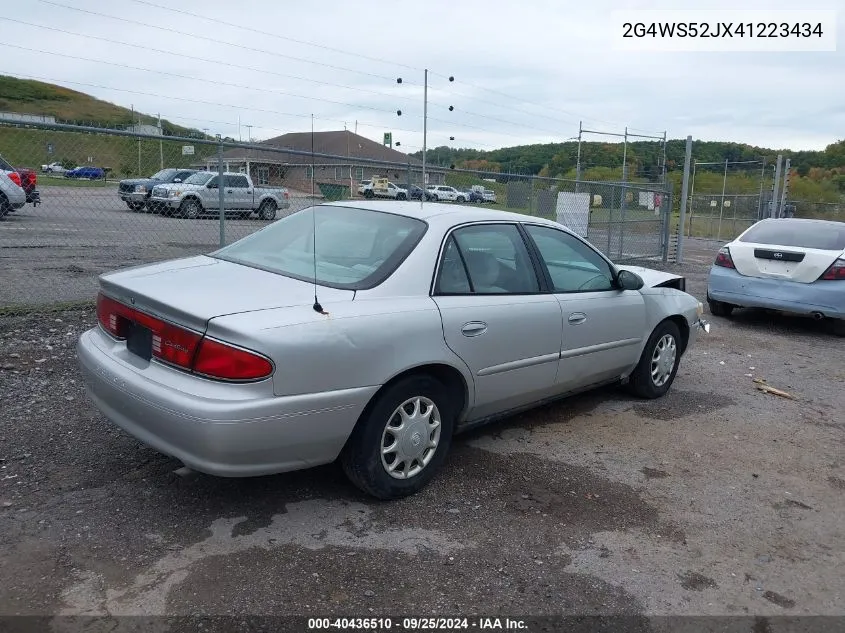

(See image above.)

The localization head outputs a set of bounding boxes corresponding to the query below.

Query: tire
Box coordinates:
[431,195,439,202]
[626,320,682,399]
[831,319,845,337]
[397,193,407,201]
[707,294,734,317]
[340,374,456,500]
[364,189,374,199]
[456,196,465,203]
[179,198,202,219]
[126,201,144,212]
[0,194,10,220]
[258,200,277,221]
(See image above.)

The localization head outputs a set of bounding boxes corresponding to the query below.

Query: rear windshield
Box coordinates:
[739,220,845,251]
[211,205,428,290]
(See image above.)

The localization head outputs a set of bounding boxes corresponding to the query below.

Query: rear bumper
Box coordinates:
[707,265,845,319]
[77,327,377,477]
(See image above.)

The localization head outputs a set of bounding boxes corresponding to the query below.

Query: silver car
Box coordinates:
[77,201,709,499]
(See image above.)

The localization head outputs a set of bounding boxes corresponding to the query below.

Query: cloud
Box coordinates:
[1,0,842,152]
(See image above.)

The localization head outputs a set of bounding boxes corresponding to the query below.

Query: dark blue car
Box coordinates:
[65,166,106,180]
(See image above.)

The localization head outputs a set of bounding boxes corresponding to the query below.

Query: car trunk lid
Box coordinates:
[99,255,355,332]
[729,242,843,284]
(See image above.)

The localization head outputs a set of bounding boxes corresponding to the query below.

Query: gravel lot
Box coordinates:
[0,187,312,309]
[0,233,843,629]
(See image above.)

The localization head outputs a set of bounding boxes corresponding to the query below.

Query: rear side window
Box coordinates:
[740,220,845,251]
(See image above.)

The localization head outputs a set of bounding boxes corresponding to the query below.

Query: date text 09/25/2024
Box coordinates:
[307,618,528,631]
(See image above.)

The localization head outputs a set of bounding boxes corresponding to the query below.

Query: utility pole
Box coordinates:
[771,154,783,218]
[158,113,164,170]
[677,135,693,264]
[778,158,792,218]
[717,158,728,241]
[575,120,583,192]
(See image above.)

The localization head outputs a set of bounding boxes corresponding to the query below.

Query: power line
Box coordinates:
[124,0,421,74]
[116,0,575,138]
[0,43,398,116]
[2,19,567,143]
[34,0,399,83]
[1,18,423,107]
[0,71,425,138]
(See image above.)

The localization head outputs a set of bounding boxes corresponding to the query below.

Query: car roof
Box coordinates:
[320,199,561,226]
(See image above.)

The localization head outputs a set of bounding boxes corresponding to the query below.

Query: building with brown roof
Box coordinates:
[198,130,446,195]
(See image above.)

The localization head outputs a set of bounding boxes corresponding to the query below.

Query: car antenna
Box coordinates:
[310,115,327,316]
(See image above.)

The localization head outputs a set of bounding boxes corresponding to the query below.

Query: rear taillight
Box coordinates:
[7,171,21,187]
[819,258,845,281]
[714,246,735,269]
[283,191,290,200]
[96,292,272,380]
[193,338,274,381]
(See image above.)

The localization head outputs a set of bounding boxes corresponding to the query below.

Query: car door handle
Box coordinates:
[461,321,488,337]
[226,189,234,193]
[568,312,587,325]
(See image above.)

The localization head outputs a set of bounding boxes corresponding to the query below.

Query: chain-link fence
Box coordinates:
[0,120,674,310]
[685,193,765,242]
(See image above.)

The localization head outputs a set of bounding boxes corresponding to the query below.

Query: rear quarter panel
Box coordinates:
[205,296,475,404]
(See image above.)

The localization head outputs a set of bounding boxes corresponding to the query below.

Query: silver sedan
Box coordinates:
[77,201,709,499]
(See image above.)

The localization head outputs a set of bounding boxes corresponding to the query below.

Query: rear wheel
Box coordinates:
[456,196,465,203]
[180,198,202,219]
[707,294,734,317]
[341,375,456,500]
[627,320,682,399]
[258,199,277,220]
[397,193,407,201]
[0,194,10,220]
[364,189,374,199]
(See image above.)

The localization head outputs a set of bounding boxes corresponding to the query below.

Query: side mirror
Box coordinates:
[207,183,217,189]
[617,269,644,291]
[174,178,182,183]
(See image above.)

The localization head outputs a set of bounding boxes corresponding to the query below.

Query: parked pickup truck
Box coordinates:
[148,171,291,220]
[118,167,197,212]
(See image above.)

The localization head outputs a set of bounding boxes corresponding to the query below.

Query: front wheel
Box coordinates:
[341,375,456,500]
[456,196,465,203]
[397,193,407,201]
[126,201,145,212]
[0,195,10,220]
[626,320,682,399]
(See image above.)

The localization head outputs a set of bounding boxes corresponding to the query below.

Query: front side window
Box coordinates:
[212,205,427,290]
[435,224,540,294]
[524,224,615,293]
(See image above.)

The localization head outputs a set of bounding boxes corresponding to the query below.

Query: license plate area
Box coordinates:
[126,322,153,361]
[754,248,804,263]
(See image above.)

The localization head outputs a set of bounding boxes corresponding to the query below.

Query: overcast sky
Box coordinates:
[2,0,842,152]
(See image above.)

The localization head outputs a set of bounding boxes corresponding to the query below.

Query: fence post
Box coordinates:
[217,136,225,248]
[677,135,693,264]
[662,186,672,263]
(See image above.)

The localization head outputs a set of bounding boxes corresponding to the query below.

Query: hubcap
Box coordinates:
[380,396,441,480]
[650,334,677,387]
